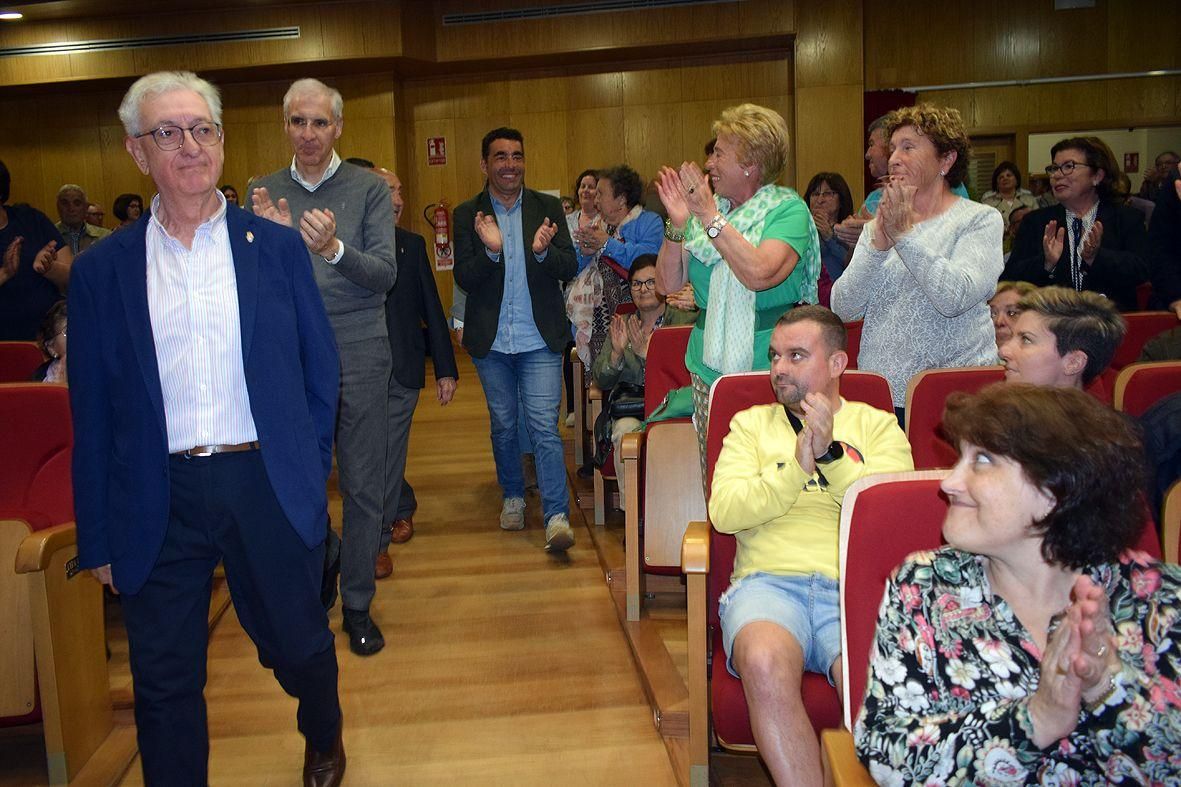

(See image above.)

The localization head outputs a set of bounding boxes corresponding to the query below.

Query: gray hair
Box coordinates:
[282,78,343,123]
[118,71,223,136]
[868,114,891,135]
[57,183,85,199]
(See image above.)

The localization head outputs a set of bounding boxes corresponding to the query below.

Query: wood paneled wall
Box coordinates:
[400,55,793,313]
[0,73,398,225]
[865,0,1179,91]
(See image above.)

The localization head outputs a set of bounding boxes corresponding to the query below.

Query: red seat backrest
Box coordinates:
[0,383,74,530]
[0,342,45,383]
[644,325,693,416]
[841,371,894,414]
[906,367,1006,470]
[1113,312,1179,370]
[1114,361,1181,418]
[844,320,862,371]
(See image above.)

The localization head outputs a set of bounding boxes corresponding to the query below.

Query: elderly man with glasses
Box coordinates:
[68,70,346,786]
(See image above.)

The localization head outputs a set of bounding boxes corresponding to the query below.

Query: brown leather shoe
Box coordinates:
[374,547,392,580]
[303,730,345,787]
[390,517,414,544]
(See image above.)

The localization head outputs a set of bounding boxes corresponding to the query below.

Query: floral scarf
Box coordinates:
[566,204,644,365]
[684,185,819,373]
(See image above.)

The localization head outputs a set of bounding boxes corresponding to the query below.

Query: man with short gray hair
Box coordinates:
[251,77,397,657]
[55,183,110,254]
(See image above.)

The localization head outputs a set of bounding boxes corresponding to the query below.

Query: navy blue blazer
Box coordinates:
[385,227,458,388]
[67,205,340,595]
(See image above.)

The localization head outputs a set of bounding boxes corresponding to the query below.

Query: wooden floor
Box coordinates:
[2,349,678,786]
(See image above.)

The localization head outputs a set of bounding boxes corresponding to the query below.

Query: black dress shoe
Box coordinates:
[342,608,384,656]
[303,729,346,787]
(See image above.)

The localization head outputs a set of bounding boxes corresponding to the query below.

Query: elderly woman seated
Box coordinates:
[855,383,1180,785]
[590,254,695,508]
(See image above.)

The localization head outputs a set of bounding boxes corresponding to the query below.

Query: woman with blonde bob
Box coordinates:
[831,104,1003,420]
[654,103,820,459]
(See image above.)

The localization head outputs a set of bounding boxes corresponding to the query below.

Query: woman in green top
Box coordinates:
[654,103,820,468]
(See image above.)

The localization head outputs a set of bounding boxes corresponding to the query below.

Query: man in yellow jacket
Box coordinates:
[709,305,914,786]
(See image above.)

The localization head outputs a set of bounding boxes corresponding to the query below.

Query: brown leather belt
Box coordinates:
[171,441,260,458]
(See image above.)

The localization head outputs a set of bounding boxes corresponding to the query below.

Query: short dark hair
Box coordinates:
[1050,137,1115,201]
[774,305,847,354]
[1156,151,1179,165]
[991,161,1021,192]
[597,164,644,210]
[38,300,67,353]
[1014,286,1126,384]
[885,104,972,188]
[343,157,374,169]
[0,159,9,204]
[112,193,143,222]
[219,183,238,195]
[943,383,1147,569]
[482,127,525,160]
[803,172,855,223]
[628,254,658,283]
[573,169,597,196]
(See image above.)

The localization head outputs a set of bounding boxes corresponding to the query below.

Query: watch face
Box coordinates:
[707,226,720,238]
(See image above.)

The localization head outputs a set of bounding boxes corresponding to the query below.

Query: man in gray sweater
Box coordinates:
[251,78,397,657]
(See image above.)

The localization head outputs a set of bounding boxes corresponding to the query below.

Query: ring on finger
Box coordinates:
[687,186,696,194]
[1095,644,1108,658]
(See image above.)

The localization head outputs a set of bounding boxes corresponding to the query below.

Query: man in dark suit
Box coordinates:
[373,167,458,577]
[453,127,578,552]
[69,71,345,786]
[1149,166,1181,318]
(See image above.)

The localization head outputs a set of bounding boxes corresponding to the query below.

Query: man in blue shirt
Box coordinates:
[453,128,578,552]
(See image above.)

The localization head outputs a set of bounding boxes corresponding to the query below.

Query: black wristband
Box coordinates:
[816,441,844,464]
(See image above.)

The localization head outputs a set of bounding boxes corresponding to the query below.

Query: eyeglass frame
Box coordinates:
[133,122,223,151]
[1045,160,1091,177]
[811,190,840,199]
[630,278,657,291]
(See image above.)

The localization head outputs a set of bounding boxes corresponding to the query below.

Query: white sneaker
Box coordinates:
[544,513,575,552]
[499,497,526,531]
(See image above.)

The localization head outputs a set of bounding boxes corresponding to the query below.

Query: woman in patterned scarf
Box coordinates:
[856,383,1181,786]
[654,103,820,465]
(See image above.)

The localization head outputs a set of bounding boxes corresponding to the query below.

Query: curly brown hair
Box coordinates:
[942,383,1147,570]
[884,104,972,188]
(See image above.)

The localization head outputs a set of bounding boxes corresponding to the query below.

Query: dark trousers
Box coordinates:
[120,451,341,786]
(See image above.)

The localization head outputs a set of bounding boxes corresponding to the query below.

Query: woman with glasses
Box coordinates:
[590,255,696,507]
[803,172,854,306]
[32,300,67,383]
[1003,137,1149,311]
[112,192,144,229]
[568,164,663,371]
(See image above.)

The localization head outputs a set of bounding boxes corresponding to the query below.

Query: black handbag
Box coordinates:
[592,382,645,468]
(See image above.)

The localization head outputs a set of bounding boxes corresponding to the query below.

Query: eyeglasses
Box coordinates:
[630,278,657,291]
[134,122,222,151]
[812,190,839,199]
[1045,160,1090,176]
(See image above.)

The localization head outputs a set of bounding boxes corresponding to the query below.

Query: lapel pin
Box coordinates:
[246,231,254,244]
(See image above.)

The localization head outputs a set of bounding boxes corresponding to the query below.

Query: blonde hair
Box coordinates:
[712,104,790,185]
[992,280,1037,300]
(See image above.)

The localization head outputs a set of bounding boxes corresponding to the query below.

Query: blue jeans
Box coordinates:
[472,348,568,520]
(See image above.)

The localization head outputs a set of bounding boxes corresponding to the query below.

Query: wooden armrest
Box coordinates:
[681,520,710,574]
[621,430,644,461]
[588,383,603,401]
[15,521,77,574]
[821,729,874,787]
[569,346,580,363]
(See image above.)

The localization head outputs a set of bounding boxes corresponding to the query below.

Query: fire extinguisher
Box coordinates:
[424,200,453,264]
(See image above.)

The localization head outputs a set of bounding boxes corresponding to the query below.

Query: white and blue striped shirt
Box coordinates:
[145,192,258,453]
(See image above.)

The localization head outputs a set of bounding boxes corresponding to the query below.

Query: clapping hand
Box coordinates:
[1080,221,1103,265]
[812,208,834,241]
[608,313,628,363]
[532,217,558,255]
[1042,219,1066,270]
[299,208,338,257]
[251,187,293,227]
[32,240,59,275]
[575,224,607,255]
[666,282,696,311]
[873,179,916,251]
[655,166,692,229]
[474,211,503,254]
[625,315,653,359]
[794,392,834,475]
[678,162,715,222]
[1,237,22,286]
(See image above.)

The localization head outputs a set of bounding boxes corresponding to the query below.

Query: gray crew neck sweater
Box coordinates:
[252,161,397,343]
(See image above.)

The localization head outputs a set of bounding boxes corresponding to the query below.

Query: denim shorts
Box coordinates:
[719,572,840,683]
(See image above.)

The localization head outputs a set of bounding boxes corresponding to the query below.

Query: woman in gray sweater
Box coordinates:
[831,104,1003,417]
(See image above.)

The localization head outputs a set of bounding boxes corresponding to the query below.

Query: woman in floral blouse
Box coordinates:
[855,383,1181,785]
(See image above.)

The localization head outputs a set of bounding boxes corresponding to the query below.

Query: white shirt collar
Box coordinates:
[289,150,341,192]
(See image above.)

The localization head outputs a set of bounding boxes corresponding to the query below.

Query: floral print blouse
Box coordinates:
[854,547,1181,786]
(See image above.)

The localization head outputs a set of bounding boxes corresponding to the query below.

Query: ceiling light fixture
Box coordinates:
[0,11,24,20]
